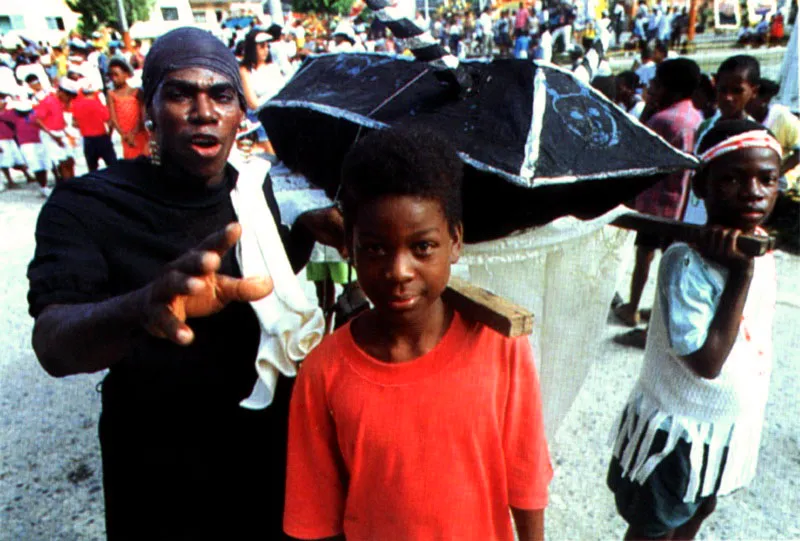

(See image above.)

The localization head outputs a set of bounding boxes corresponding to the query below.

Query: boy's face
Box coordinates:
[716,70,757,120]
[350,195,462,325]
[699,147,780,232]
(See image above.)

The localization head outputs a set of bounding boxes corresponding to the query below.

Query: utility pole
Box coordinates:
[116,0,132,51]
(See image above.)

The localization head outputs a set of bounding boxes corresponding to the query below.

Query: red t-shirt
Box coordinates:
[34,93,67,131]
[71,94,109,137]
[284,311,552,540]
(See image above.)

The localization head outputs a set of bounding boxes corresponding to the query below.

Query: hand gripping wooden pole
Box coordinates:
[611,212,776,257]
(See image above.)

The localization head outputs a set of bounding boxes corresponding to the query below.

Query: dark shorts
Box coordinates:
[607,428,727,538]
[83,134,117,170]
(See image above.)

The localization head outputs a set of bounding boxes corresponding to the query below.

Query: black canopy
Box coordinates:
[260,53,698,242]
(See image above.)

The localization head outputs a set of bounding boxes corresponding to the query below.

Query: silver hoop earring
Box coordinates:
[144,119,154,132]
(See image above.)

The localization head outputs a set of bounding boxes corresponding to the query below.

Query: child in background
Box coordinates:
[608,120,782,540]
[107,58,149,159]
[746,78,800,188]
[34,78,79,182]
[71,79,116,171]
[0,98,51,197]
[685,55,760,225]
[284,128,552,541]
[306,242,356,332]
[0,92,28,190]
[615,70,645,119]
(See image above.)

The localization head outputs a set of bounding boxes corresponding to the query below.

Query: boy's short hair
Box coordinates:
[696,72,715,99]
[24,74,40,84]
[341,127,463,231]
[655,58,700,100]
[757,78,780,99]
[716,54,760,85]
[616,70,640,90]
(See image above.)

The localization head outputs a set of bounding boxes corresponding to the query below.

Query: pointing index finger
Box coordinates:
[197,222,242,258]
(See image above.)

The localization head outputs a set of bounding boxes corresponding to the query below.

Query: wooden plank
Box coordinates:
[611,212,776,257]
[443,276,534,337]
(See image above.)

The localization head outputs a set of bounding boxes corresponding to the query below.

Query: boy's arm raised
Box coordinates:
[681,228,754,379]
[510,507,544,541]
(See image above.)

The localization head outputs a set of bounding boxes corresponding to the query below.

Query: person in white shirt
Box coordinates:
[534,26,553,62]
[477,7,495,56]
[615,70,646,118]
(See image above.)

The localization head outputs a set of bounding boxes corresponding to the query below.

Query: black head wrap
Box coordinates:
[142,27,245,109]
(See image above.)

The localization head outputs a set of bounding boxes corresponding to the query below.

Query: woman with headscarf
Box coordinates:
[27,27,342,539]
[239,27,285,153]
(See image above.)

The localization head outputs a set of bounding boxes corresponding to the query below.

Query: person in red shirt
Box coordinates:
[71,79,117,171]
[34,78,79,181]
[284,128,553,541]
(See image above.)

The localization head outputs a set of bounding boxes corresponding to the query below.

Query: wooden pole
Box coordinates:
[611,212,776,257]
[443,277,535,337]
[687,0,698,43]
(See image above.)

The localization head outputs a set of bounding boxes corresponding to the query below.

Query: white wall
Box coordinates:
[0,0,80,43]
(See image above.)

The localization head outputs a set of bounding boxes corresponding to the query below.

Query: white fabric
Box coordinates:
[627,99,646,119]
[0,139,24,168]
[611,244,776,501]
[228,153,326,409]
[20,142,49,173]
[698,130,783,165]
[247,62,285,106]
[635,61,657,90]
[41,130,74,166]
[455,206,634,439]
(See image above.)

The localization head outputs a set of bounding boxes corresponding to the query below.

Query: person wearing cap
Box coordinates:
[15,52,50,93]
[0,97,51,196]
[239,28,285,154]
[33,78,79,181]
[70,78,116,171]
[27,27,343,538]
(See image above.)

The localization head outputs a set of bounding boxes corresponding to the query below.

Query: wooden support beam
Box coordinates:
[444,277,534,338]
[611,212,776,257]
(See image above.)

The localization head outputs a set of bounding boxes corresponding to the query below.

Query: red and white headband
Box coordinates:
[699,130,783,165]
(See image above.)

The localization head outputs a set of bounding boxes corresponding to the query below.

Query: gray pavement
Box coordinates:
[1,144,799,539]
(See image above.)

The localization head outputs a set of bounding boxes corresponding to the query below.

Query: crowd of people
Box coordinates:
[3,3,797,539]
[607,52,799,349]
[0,33,150,196]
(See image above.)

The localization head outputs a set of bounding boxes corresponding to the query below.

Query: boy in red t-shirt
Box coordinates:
[71,80,117,171]
[284,128,553,541]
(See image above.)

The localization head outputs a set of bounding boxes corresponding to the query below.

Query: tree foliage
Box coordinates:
[291,0,355,16]
[67,0,154,34]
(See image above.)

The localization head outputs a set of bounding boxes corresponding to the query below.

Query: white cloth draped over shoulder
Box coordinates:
[228,153,326,409]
